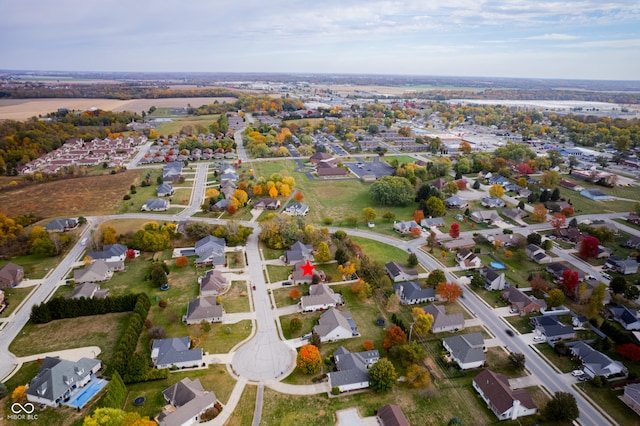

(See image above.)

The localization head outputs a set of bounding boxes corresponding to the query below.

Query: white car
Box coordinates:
[602,273,612,281]
[533,335,546,342]
[571,369,585,377]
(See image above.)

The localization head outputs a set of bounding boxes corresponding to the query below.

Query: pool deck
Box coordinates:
[65,378,107,409]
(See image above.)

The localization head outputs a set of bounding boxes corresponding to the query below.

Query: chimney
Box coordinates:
[511,400,521,420]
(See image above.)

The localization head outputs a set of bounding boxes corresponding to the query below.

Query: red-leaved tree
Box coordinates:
[449,223,460,239]
[383,325,407,350]
[436,282,463,302]
[562,269,579,295]
[289,288,301,300]
[617,343,640,361]
[294,191,304,201]
[456,179,467,190]
[176,256,188,267]
[126,249,137,259]
[549,213,566,230]
[579,235,600,259]
[517,162,533,175]
[410,227,422,238]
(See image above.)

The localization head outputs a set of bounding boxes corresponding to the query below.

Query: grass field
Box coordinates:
[267,265,292,283]
[155,114,221,135]
[0,253,62,279]
[224,383,258,426]
[222,280,250,313]
[9,312,130,361]
[0,286,34,318]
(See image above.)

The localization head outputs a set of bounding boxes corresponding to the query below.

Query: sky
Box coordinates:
[1,0,639,81]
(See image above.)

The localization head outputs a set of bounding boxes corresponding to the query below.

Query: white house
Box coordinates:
[327,346,379,393]
[392,281,436,305]
[300,284,343,312]
[442,332,486,370]
[472,369,537,421]
[26,357,101,407]
[313,309,359,343]
[158,378,217,426]
[151,337,203,369]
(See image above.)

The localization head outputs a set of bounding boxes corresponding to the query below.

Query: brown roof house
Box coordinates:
[0,263,24,289]
[183,297,224,325]
[456,248,482,270]
[377,404,410,426]
[501,287,546,314]
[472,369,537,421]
[158,378,217,426]
[199,269,229,296]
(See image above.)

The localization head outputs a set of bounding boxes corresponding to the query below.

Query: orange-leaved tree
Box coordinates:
[436,282,463,302]
[296,344,321,374]
[289,288,301,300]
[363,340,375,351]
[176,256,188,267]
[383,325,407,350]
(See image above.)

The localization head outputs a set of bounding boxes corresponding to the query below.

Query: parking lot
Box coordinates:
[345,157,394,179]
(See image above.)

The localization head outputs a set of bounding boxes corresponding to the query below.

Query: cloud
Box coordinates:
[527,33,580,40]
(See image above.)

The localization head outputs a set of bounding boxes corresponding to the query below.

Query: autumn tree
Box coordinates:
[532,204,548,223]
[424,196,445,217]
[315,241,331,263]
[436,282,463,302]
[586,283,607,319]
[579,235,600,259]
[11,385,26,402]
[175,256,188,267]
[338,261,356,279]
[102,226,118,245]
[383,325,407,350]
[549,213,566,230]
[547,288,565,307]
[233,189,249,206]
[268,186,278,198]
[449,223,460,239]
[362,207,376,224]
[530,274,548,294]
[410,227,422,238]
[406,364,431,388]
[541,170,561,188]
[368,358,397,393]
[294,191,304,201]
[489,184,504,198]
[426,269,446,288]
[289,288,301,300]
[561,269,579,295]
[363,340,375,351]
[413,209,425,223]
[351,279,372,299]
[296,344,322,374]
[206,188,220,199]
[412,307,434,335]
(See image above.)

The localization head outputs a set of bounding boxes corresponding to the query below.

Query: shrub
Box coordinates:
[123,194,131,200]
[158,299,168,308]
[331,386,340,395]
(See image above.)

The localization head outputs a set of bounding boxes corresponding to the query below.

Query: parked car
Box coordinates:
[300,333,311,340]
[602,273,612,281]
[533,335,546,342]
[571,369,585,377]
[282,281,292,286]
[578,375,589,382]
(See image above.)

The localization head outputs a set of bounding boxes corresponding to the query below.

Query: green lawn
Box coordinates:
[266,265,292,283]
[224,383,258,426]
[0,254,62,279]
[9,312,130,362]
[503,314,535,334]
[260,245,284,261]
[273,284,309,308]
[536,344,577,373]
[468,286,510,309]
[0,286,34,318]
[579,382,640,426]
[349,236,413,265]
[222,281,250,313]
[280,312,319,340]
[196,320,252,354]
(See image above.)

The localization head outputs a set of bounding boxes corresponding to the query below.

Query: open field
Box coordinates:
[0,171,138,218]
[0,286,34,318]
[224,384,258,426]
[0,97,237,120]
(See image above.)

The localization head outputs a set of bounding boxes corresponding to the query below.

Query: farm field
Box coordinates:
[0,97,237,120]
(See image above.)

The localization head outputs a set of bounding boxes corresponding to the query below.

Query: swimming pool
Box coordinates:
[490,261,506,270]
[65,378,107,409]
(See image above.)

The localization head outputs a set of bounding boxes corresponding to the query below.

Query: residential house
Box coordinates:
[45,218,78,233]
[472,369,537,421]
[73,260,115,283]
[393,220,420,234]
[478,170,492,180]
[553,227,584,243]
[571,342,628,380]
[26,357,101,408]
[445,195,468,209]
[621,383,640,416]
[292,260,326,285]
[211,198,229,211]
[488,175,509,186]
[377,404,410,426]
[501,287,546,313]
[470,210,502,225]
[327,346,379,393]
[283,202,309,216]
[526,244,552,264]
[627,214,640,227]
[606,256,639,275]
[284,242,313,264]
[625,236,640,249]
[300,284,342,312]
[157,183,175,197]
[581,188,612,201]
[87,244,128,263]
[456,248,482,270]
[162,162,183,183]
[199,269,228,296]
[392,281,436,305]
[254,198,281,209]
[488,233,525,248]
[0,262,24,289]
[571,314,589,328]
[184,296,224,325]
[384,261,419,282]
[158,378,217,426]
[422,303,465,333]
[481,197,506,208]
[531,316,575,342]
[0,290,5,311]
[442,332,486,370]
[609,305,640,331]
[501,207,528,222]
[420,217,445,228]
[480,266,506,291]
[442,238,475,251]
[69,283,109,300]
[545,263,570,281]
[141,198,170,211]
[313,308,359,342]
[309,152,335,165]
[430,178,448,190]
[194,235,226,266]
[151,337,203,369]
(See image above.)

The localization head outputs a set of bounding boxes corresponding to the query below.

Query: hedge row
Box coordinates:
[99,371,126,409]
[109,295,150,378]
[30,293,141,324]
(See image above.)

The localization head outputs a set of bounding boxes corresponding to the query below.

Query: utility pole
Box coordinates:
[408,322,415,343]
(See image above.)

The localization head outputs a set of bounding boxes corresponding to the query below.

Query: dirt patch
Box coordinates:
[423,357,444,381]
[0,171,137,218]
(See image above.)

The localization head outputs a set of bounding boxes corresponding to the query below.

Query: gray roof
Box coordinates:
[422,303,464,331]
[185,297,223,322]
[571,341,626,377]
[144,198,169,210]
[199,269,228,294]
[73,260,110,283]
[160,377,217,426]
[87,244,127,260]
[195,235,226,265]
[313,308,357,338]
[384,261,417,279]
[26,357,100,403]
[377,404,410,426]
[157,183,174,196]
[69,283,109,300]
[393,281,435,302]
[45,218,77,232]
[301,284,342,309]
[443,332,485,364]
[151,337,202,367]
[328,346,379,387]
[284,242,313,263]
